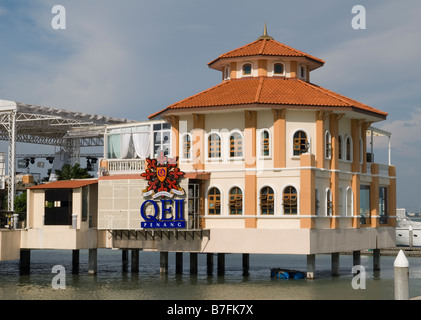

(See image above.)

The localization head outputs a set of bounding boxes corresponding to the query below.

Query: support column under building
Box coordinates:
[122,249,129,272]
[176,252,183,275]
[190,253,198,275]
[217,253,225,276]
[242,253,250,277]
[353,251,361,267]
[307,254,315,279]
[373,249,381,277]
[131,249,139,273]
[331,252,340,277]
[88,248,97,275]
[160,252,168,275]
[72,250,79,274]
[207,253,214,276]
[19,249,30,275]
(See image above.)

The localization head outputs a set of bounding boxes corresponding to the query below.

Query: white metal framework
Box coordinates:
[0,99,136,212]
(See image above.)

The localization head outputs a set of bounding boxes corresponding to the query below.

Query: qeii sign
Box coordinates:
[140,151,186,229]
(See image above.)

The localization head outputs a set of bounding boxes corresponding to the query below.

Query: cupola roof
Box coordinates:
[208,25,325,71]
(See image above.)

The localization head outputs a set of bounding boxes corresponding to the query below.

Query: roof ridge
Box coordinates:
[298,79,387,116]
[296,79,354,107]
[258,39,267,55]
[254,77,265,102]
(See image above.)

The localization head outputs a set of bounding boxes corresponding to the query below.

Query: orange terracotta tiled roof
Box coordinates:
[208,38,325,67]
[150,77,387,118]
[28,179,98,189]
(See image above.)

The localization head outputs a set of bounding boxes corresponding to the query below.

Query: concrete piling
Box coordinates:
[88,248,97,275]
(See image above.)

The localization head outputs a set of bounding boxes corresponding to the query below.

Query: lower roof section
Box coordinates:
[150,77,388,120]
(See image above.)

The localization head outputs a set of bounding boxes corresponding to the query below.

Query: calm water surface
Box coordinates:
[1,249,421,300]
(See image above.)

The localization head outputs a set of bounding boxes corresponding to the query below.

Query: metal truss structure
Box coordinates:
[0,99,136,212]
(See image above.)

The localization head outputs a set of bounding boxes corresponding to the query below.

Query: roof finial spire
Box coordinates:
[258,22,274,40]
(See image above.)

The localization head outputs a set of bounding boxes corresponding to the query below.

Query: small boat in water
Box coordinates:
[396,218,421,247]
[270,268,305,279]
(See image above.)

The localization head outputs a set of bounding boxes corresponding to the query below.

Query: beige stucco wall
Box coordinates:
[97,178,189,230]
[22,186,99,250]
[0,230,21,261]
[112,227,395,255]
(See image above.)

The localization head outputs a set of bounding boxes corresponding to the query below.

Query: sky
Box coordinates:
[0,0,420,211]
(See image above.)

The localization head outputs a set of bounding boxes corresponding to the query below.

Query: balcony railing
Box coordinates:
[101,159,145,175]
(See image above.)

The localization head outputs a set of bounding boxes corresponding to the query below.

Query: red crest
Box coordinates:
[141,151,185,197]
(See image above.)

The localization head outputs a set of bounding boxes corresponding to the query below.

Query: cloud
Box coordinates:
[378,108,421,157]
[312,1,421,115]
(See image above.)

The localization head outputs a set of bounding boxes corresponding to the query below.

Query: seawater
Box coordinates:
[1,249,421,300]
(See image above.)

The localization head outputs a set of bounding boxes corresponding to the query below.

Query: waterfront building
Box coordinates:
[95,28,396,276]
[2,28,396,277]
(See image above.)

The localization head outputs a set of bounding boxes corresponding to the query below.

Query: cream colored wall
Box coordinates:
[285,110,316,168]
[0,230,21,261]
[230,58,296,79]
[27,190,45,229]
[97,178,189,230]
[22,187,99,250]
[114,227,395,255]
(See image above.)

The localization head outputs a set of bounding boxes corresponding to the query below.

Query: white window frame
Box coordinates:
[224,65,231,80]
[258,128,272,159]
[228,129,244,160]
[345,135,353,162]
[325,130,332,160]
[291,129,311,159]
[346,187,354,217]
[271,61,286,77]
[299,64,307,80]
[241,62,253,78]
[180,132,192,162]
[206,131,223,162]
[227,185,244,216]
[325,188,333,216]
[258,185,276,215]
[205,186,223,216]
[281,184,299,215]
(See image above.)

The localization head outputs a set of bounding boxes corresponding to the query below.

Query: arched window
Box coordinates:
[242,63,252,76]
[293,130,308,156]
[273,62,285,75]
[182,134,191,160]
[346,136,352,161]
[260,186,274,215]
[261,129,270,157]
[326,188,333,216]
[300,65,307,80]
[338,135,343,160]
[325,130,332,159]
[208,133,221,159]
[339,187,344,216]
[346,187,353,217]
[224,66,230,80]
[283,186,297,215]
[208,187,221,215]
[229,132,243,158]
[229,187,243,215]
[315,188,320,216]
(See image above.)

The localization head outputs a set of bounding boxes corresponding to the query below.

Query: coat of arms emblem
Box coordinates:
[141,151,185,198]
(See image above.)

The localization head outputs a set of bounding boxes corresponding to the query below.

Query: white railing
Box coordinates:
[366,163,390,176]
[378,164,390,176]
[104,159,145,174]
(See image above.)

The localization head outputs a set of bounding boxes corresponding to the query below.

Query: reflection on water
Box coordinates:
[1,249,421,300]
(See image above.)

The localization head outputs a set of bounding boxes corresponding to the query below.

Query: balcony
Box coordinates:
[100,158,145,176]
